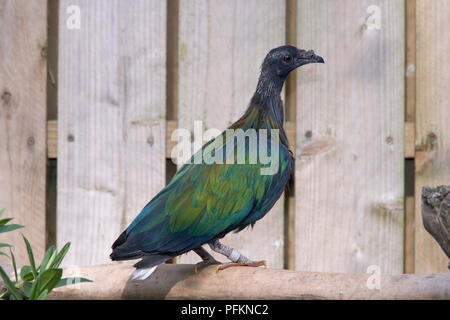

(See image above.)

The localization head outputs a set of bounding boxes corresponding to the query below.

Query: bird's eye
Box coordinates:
[284,55,292,63]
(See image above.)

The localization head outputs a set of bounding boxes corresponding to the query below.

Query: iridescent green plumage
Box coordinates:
[111,100,292,268]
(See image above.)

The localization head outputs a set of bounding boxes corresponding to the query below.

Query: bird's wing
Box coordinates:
[120,132,292,257]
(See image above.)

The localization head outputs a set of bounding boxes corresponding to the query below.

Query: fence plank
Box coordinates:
[295,0,405,273]
[57,0,166,266]
[175,0,286,268]
[414,0,450,273]
[0,0,47,266]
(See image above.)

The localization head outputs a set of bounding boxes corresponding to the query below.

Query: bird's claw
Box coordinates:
[215,260,267,273]
[194,259,221,274]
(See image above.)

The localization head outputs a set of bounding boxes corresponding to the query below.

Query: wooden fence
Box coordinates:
[0,0,449,275]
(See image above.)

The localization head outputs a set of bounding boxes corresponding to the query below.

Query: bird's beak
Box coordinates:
[296,50,325,66]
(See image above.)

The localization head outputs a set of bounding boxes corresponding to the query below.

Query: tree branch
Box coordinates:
[48,264,450,300]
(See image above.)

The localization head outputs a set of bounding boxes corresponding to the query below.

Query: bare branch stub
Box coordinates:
[421,185,450,264]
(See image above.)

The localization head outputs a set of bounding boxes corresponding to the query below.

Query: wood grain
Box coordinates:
[404,121,415,158]
[0,0,47,266]
[57,0,166,266]
[295,0,405,273]
[47,120,58,159]
[405,0,416,123]
[404,196,415,273]
[414,0,450,273]
[175,0,286,268]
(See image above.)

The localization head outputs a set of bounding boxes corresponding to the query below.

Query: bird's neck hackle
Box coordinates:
[253,69,286,127]
[255,69,285,99]
[231,72,289,147]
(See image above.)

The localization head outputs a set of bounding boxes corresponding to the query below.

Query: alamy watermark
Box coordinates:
[365,5,381,30]
[170,121,280,176]
[366,265,381,290]
[66,5,81,30]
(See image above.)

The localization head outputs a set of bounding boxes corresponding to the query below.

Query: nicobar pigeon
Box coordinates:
[110,46,324,280]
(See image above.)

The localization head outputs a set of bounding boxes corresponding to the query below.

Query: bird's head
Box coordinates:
[261,45,324,79]
[255,46,324,98]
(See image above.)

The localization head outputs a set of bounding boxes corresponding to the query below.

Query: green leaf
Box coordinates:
[29,276,41,300]
[0,243,12,248]
[51,242,71,269]
[0,208,4,217]
[36,289,48,300]
[39,246,56,272]
[0,266,22,300]
[0,224,24,233]
[20,266,34,282]
[55,277,93,288]
[22,236,37,279]
[0,218,12,227]
[10,248,18,283]
[0,251,8,257]
[22,281,32,298]
[39,269,62,294]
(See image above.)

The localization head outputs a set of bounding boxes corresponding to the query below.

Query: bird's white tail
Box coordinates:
[131,265,158,280]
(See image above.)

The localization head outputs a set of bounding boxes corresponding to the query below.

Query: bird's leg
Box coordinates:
[193,247,221,273]
[208,239,267,272]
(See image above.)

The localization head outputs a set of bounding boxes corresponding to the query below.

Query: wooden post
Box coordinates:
[57,0,167,266]
[284,0,298,271]
[295,0,405,273]
[404,0,416,274]
[415,0,450,273]
[49,264,450,300]
[0,0,48,266]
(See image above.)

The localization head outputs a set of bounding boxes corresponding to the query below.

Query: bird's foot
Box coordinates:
[194,258,221,273]
[207,239,267,273]
[215,260,267,272]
